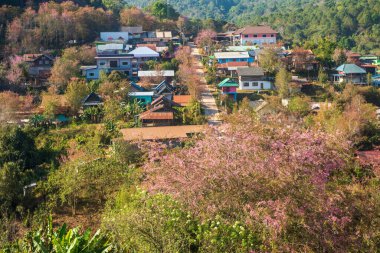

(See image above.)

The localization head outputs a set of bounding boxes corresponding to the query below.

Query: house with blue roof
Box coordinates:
[333,64,367,85]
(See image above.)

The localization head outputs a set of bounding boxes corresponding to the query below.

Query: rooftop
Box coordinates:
[214,51,251,59]
[234,26,278,35]
[336,64,366,74]
[129,47,159,57]
[173,95,192,106]
[218,78,239,88]
[138,70,175,77]
[120,125,204,140]
[237,67,265,76]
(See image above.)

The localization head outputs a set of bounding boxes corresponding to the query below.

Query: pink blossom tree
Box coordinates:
[142,114,378,251]
[6,55,26,85]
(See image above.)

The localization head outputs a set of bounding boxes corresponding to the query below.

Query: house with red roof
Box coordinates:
[232,26,278,46]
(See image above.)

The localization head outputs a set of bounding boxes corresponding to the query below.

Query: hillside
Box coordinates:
[124,0,380,53]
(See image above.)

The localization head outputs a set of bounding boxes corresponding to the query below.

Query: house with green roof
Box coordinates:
[218,78,239,100]
[333,64,367,85]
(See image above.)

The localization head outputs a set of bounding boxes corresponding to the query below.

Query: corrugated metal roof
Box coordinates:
[129,47,159,57]
[234,26,278,35]
[237,67,265,76]
[129,92,154,96]
[336,64,366,74]
[214,51,250,59]
[218,78,239,87]
[140,111,174,120]
[138,70,175,77]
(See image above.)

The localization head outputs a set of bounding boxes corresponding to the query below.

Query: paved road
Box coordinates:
[191,48,221,125]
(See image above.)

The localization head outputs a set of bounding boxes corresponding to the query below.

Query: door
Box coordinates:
[110,60,118,68]
[260,83,264,89]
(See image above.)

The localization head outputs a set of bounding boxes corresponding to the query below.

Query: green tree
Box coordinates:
[149,0,179,20]
[318,67,329,87]
[65,79,89,114]
[275,67,291,98]
[258,48,281,74]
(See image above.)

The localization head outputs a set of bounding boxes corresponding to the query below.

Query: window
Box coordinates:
[100,62,105,66]
[45,60,50,64]
[271,34,274,37]
[252,82,258,86]
[122,61,129,66]
[89,73,94,77]
[244,35,249,38]
[263,34,267,37]
[243,82,249,87]
[253,34,258,38]
[39,60,43,65]
[110,61,118,68]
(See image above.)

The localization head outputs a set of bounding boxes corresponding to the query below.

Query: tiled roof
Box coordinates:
[234,26,278,35]
[237,67,265,76]
[336,64,366,74]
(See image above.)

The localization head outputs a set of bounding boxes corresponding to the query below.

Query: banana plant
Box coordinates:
[7,216,113,253]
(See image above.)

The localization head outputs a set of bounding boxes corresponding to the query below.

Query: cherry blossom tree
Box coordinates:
[142,113,379,251]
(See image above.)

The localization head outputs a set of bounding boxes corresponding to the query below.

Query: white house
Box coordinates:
[236,67,272,90]
[232,26,278,46]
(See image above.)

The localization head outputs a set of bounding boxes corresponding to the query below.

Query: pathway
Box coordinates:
[190,47,221,125]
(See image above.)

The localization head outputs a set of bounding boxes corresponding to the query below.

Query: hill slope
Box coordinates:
[124,0,380,53]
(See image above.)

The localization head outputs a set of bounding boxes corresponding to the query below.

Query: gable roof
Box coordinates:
[130,82,146,92]
[234,26,278,35]
[129,47,159,57]
[23,54,54,62]
[153,80,175,94]
[237,67,265,76]
[214,51,251,59]
[336,64,366,74]
[82,92,103,106]
[218,78,239,88]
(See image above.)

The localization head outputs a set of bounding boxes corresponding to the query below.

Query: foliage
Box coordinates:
[5,2,117,55]
[275,67,291,98]
[65,79,90,115]
[195,29,216,53]
[148,0,179,20]
[175,100,204,125]
[103,189,261,252]
[288,96,311,117]
[142,113,380,251]
[0,126,45,210]
[48,154,130,215]
[258,48,281,75]
[5,217,113,252]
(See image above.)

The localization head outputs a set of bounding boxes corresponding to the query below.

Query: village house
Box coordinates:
[232,26,278,46]
[332,64,367,85]
[82,92,103,109]
[213,51,254,64]
[282,49,318,73]
[23,54,54,81]
[236,67,272,90]
[139,95,176,126]
[218,78,239,101]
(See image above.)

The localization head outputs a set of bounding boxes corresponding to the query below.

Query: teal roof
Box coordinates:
[336,64,366,74]
[218,78,239,88]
